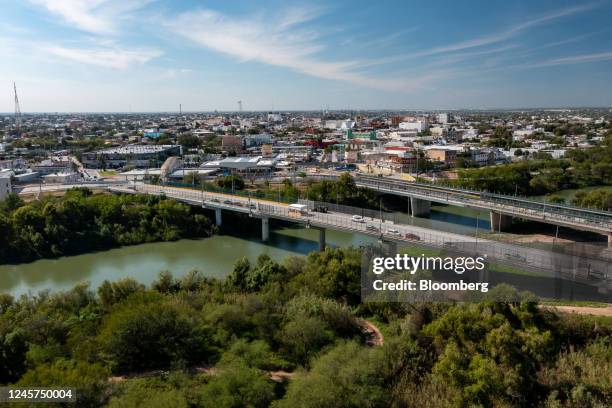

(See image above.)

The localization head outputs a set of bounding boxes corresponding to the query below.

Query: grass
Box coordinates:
[541,299,611,308]
[538,186,612,204]
[100,170,118,177]
[487,262,543,277]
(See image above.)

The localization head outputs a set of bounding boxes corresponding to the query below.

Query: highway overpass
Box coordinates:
[312,174,612,240]
[109,183,611,291]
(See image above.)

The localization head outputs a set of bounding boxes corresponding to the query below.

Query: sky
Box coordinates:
[1,0,612,112]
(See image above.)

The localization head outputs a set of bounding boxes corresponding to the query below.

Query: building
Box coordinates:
[221,135,243,153]
[261,144,273,157]
[32,158,72,175]
[244,134,273,147]
[42,172,81,184]
[82,145,181,169]
[0,170,12,201]
[399,120,429,132]
[347,130,377,140]
[424,147,457,166]
[437,113,451,124]
[0,158,27,170]
[202,156,275,176]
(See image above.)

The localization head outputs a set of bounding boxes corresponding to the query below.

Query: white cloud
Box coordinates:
[405,3,598,59]
[44,45,162,68]
[29,0,150,35]
[524,52,612,68]
[166,8,444,92]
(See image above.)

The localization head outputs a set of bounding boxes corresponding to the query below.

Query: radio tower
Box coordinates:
[14,82,22,136]
[237,100,243,113]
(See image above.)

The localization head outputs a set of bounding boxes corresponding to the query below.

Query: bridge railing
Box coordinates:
[354,176,612,228]
[127,184,612,284]
[146,181,299,204]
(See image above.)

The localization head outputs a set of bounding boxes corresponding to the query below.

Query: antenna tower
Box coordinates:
[14,82,21,136]
[237,100,243,113]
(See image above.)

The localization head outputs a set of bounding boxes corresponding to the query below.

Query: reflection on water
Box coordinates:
[0,226,377,296]
[0,204,485,296]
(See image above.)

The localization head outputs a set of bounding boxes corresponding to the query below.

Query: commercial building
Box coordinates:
[42,172,81,184]
[399,119,429,132]
[32,158,72,175]
[221,135,243,153]
[424,147,457,166]
[0,158,27,170]
[82,145,181,169]
[202,156,276,176]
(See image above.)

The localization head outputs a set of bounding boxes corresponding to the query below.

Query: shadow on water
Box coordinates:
[0,211,376,296]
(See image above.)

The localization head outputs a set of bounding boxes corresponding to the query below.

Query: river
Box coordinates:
[0,204,489,296]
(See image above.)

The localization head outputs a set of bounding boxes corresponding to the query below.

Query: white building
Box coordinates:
[437,113,450,124]
[42,172,81,184]
[0,170,12,201]
[399,120,429,132]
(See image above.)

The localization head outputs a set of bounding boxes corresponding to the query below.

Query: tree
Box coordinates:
[274,341,389,408]
[0,328,27,383]
[216,175,245,191]
[16,360,109,407]
[195,363,276,408]
[178,133,201,149]
[97,298,213,372]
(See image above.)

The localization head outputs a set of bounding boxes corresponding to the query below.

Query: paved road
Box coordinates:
[112,183,612,288]
[310,173,612,235]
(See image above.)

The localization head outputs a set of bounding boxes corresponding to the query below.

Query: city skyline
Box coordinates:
[2,0,612,112]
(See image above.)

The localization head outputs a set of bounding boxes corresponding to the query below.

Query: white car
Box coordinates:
[351,215,365,223]
[387,228,401,236]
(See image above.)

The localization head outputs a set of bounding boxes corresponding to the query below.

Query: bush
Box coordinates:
[97,298,213,372]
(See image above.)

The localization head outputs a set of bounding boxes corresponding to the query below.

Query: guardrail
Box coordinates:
[351,175,612,232]
[112,184,611,286]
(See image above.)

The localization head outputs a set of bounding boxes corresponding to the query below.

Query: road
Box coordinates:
[111,183,612,288]
[311,173,612,235]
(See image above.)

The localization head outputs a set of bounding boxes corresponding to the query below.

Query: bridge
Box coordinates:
[313,174,612,240]
[109,183,611,290]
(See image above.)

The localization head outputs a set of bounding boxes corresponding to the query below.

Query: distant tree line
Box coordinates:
[453,132,612,196]
[0,188,214,263]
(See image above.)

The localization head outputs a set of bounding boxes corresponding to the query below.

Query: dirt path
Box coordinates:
[541,304,612,316]
[109,367,295,384]
[362,319,384,346]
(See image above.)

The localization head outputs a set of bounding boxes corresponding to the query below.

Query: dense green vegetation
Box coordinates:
[0,247,610,407]
[453,132,612,196]
[0,189,214,263]
[571,188,612,211]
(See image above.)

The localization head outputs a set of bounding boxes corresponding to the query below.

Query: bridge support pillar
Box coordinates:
[318,228,326,252]
[215,208,222,226]
[607,234,612,248]
[262,217,270,242]
[489,211,512,232]
[410,197,431,217]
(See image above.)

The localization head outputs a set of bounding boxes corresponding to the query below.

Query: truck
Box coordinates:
[288,203,308,216]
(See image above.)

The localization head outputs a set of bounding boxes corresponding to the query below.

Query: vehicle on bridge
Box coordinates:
[405,233,420,241]
[387,228,401,237]
[288,203,308,216]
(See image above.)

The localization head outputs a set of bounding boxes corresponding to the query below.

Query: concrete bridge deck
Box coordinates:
[110,183,612,290]
[309,174,612,237]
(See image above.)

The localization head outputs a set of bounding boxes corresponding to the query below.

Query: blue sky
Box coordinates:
[1,0,612,112]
